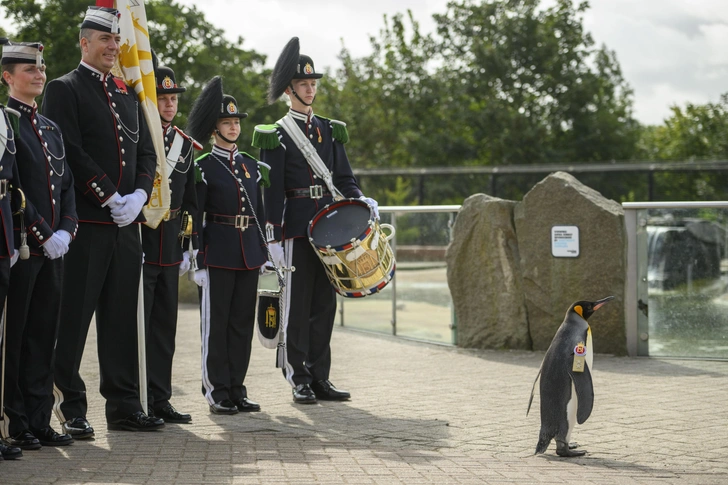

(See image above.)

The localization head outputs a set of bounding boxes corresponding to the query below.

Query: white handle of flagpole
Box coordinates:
[137,224,148,414]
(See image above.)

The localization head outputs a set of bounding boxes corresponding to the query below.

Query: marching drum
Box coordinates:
[307,198,396,297]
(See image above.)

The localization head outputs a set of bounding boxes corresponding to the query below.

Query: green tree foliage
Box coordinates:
[317,0,641,204]
[0,0,278,148]
[635,94,728,200]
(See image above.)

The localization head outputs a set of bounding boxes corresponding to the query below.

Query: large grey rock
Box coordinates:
[446,194,531,350]
[515,171,626,355]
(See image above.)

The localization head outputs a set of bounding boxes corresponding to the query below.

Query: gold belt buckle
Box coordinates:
[235,215,250,230]
[309,185,323,199]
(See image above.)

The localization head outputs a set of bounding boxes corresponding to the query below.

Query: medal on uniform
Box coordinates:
[572,341,586,372]
[242,163,251,178]
[316,127,322,143]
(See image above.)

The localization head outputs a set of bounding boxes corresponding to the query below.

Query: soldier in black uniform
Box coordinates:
[42,6,164,434]
[1,40,77,451]
[252,38,379,404]
[0,40,24,461]
[141,65,198,424]
[187,76,267,415]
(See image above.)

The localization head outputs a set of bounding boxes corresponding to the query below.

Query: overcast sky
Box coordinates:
[172,0,728,126]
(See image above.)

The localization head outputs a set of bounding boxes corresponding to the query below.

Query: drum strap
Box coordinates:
[277,115,344,201]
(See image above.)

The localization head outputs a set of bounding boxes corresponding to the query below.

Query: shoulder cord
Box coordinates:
[0,108,17,155]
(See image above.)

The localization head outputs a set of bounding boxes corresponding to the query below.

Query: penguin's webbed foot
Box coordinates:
[556,440,586,457]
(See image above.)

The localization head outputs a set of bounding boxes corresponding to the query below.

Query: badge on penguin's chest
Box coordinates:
[572,341,587,372]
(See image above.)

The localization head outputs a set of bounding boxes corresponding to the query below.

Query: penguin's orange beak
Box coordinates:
[593,295,615,311]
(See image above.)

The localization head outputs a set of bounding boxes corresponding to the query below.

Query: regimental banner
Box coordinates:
[99,0,170,228]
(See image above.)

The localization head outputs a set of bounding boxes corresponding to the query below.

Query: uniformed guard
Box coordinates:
[141,64,199,424]
[0,39,78,451]
[42,5,164,434]
[0,37,24,462]
[252,37,379,404]
[187,76,267,415]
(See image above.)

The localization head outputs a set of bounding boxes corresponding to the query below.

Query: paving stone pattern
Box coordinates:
[1,303,726,484]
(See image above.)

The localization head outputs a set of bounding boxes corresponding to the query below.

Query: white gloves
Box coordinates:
[193,268,208,288]
[42,230,72,259]
[268,242,285,269]
[110,189,147,227]
[179,252,191,276]
[104,192,123,208]
[360,196,380,219]
[10,249,19,267]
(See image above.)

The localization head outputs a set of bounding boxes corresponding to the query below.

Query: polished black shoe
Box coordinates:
[154,404,192,423]
[61,417,95,440]
[234,397,261,412]
[0,443,23,460]
[209,399,239,415]
[292,383,317,404]
[311,380,351,401]
[107,412,165,432]
[5,430,41,450]
[31,427,73,447]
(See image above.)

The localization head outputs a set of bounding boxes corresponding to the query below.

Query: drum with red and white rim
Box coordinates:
[307,198,396,297]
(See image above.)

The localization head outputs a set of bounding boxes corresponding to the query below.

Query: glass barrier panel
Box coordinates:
[643,207,728,358]
[337,210,455,344]
[393,212,453,344]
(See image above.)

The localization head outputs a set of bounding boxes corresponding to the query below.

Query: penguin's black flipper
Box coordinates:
[568,364,594,424]
[526,368,541,416]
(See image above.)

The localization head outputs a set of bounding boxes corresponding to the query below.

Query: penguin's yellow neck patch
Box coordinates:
[574,305,583,317]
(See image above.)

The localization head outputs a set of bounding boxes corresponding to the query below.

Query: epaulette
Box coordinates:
[252,124,281,150]
[240,151,271,188]
[194,153,209,184]
[257,161,271,188]
[173,126,203,150]
[316,115,349,144]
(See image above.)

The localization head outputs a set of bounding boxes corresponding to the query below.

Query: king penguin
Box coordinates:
[526,296,614,457]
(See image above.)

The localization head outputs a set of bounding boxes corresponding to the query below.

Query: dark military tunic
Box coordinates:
[43,61,158,422]
[253,108,362,388]
[141,123,198,412]
[194,144,265,405]
[3,97,78,437]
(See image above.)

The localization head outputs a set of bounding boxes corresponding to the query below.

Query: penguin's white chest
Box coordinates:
[566,326,593,441]
[586,326,594,372]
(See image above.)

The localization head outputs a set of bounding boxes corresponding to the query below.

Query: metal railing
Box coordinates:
[335,200,728,358]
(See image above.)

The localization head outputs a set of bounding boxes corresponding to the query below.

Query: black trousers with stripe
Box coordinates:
[53,223,144,422]
[2,255,62,437]
[143,263,180,412]
[199,266,258,404]
[0,257,10,429]
[281,238,337,387]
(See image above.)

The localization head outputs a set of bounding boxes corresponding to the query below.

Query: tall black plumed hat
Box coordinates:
[267,37,323,104]
[186,76,247,142]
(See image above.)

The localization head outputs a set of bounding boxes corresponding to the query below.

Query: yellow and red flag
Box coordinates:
[97,0,170,228]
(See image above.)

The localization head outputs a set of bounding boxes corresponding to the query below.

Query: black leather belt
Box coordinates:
[0,180,8,199]
[285,185,331,199]
[164,207,181,221]
[206,213,255,229]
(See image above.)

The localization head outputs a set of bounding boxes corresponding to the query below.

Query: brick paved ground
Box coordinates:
[1,303,727,484]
